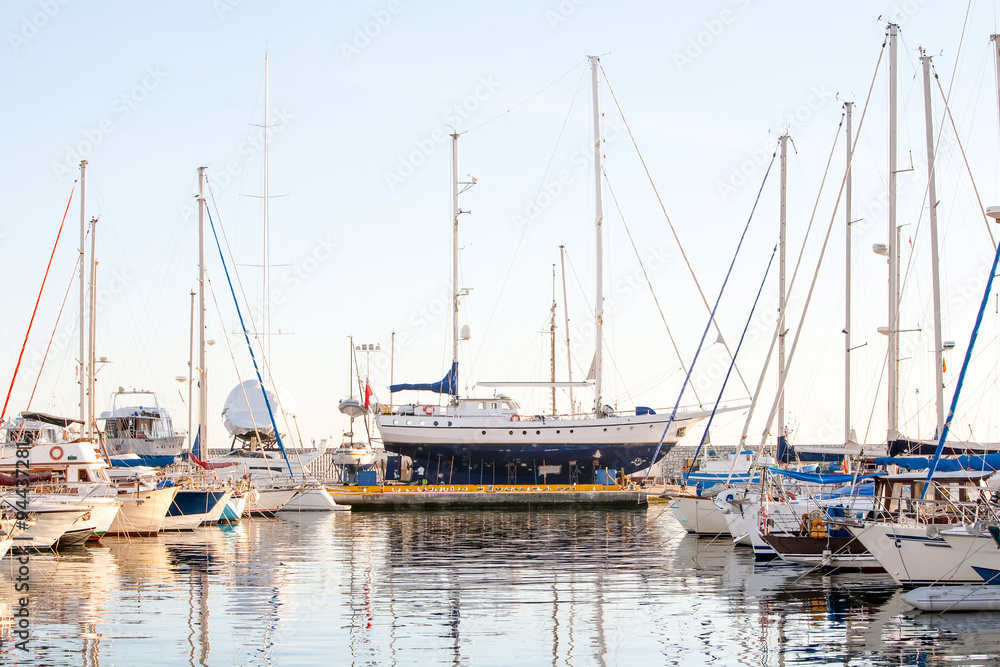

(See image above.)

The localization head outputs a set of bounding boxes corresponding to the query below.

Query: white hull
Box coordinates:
[107,435,184,458]
[107,487,177,536]
[902,585,1000,612]
[377,410,705,447]
[669,496,731,535]
[249,487,299,516]
[848,523,990,586]
[35,495,122,540]
[8,507,89,549]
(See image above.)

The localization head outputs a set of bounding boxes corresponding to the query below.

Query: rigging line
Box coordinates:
[684,243,778,486]
[599,64,751,397]
[1,182,76,423]
[206,180,283,404]
[471,65,588,377]
[744,36,885,451]
[603,170,702,406]
[713,245,778,485]
[932,61,997,250]
[923,209,1000,502]
[743,125,844,442]
[18,252,83,440]
[205,206,294,478]
[461,58,588,136]
[645,142,777,477]
[205,276,268,466]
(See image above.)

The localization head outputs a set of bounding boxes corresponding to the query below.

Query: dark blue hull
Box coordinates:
[167,489,229,518]
[384,442,674,485]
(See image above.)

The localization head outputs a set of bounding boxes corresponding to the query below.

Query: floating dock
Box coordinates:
[326,483,647,509]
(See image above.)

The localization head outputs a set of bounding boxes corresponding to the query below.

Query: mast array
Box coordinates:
[887,23,900,444]
[589,55,604,417]
[920,48,945,438]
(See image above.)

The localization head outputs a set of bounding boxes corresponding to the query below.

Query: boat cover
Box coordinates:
[389,361,458,396]
[221,380,297,438]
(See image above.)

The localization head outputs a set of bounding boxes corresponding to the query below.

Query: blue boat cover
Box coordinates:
[111,455,176,468]
[389,361,458,396]
[874,454,1000,472]
[766,468,879,485]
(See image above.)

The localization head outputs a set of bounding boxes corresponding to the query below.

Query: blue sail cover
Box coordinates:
[390,362,458,396]
[874,455,1000,472]
[767,467,879,485]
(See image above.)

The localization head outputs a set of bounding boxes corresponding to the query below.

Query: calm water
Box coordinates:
[0,505,997,666]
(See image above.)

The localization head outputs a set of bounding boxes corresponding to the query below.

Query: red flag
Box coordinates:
[364,382,373,410]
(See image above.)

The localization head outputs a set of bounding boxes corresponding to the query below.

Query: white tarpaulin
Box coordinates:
[221,379,297,440]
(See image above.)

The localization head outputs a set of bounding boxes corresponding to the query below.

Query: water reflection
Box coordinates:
[0,510,999,664]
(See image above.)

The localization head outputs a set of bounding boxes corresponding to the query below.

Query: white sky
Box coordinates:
[4,0,1000,451]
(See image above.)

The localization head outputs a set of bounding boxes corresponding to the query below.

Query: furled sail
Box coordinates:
[389,362,458,396]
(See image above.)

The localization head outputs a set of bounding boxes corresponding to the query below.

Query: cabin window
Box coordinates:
[78,469,90,482]
[677,427,687,437]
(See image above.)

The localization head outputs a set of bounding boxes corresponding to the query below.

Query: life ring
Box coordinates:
[422,405,434,416]
[510,414,521,422]
[50,445,64,461]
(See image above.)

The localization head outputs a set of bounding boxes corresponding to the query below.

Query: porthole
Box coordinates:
[522,430,527,435]
[556,430,561,434]
[482,430,487,435]
[393,419,398,425]
[448,421,453,426]
[433,421,439,426]
[406,420,412,425]
[509,430,514,435]
[536,430,540,435]
[603,427,607,432]
[420,420,426,425]
[570,429,574,433]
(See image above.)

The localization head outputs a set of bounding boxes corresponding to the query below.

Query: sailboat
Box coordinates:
[376,57,723,485]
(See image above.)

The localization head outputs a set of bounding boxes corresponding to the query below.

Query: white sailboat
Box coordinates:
[376,56,728,485]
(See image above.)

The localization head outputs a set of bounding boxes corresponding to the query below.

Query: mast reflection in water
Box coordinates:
[0,510,993,664]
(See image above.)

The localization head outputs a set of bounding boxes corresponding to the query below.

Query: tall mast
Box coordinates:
[550,264,557,415]
[451,131,460,400]
[920,48,945,437]
[844,102,854,445]
[993,35,1000,156]
[263,53,270,371]
[188,289,195,450]
[197,166,209,455]
[559,245,574,414]
[348,335,354,399]
[87,217,98,438]
[79,160,87,426]
[589,55,604,417]
[778,133,788,452]
[887,23,900,444]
